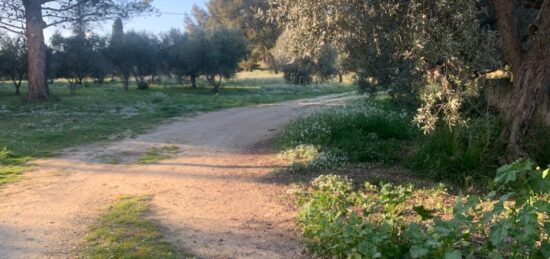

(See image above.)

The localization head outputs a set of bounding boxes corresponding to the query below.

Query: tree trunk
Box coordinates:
[123,76,129,91]
[190,75,197,89]
[492,0,550,161]
[338,73,343,83]
[503,45,550,161]
[23,0,49,101]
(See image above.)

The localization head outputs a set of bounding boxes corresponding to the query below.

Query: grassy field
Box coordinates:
[0,71,354,185]
[83,195,189,259]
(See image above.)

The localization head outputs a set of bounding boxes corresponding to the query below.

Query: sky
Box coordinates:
[44,0,208,40]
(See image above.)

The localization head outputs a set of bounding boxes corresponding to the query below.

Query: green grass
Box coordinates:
[84,195,190,259]
[137,146,180,165]
[0,75,352,158]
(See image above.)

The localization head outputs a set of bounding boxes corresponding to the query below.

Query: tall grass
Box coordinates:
[408,118,506,186]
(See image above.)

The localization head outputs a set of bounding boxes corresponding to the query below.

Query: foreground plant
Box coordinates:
[298,161,550,258]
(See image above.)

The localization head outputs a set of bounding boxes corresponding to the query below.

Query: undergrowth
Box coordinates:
[408,118,506,187]
[298,161,550,258]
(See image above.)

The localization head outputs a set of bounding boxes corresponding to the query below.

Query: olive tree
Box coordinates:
[268,0,550,160]
[204,27,249,93]
[0,35,27,95]
[50,32,107,87]
[122,31,159,90]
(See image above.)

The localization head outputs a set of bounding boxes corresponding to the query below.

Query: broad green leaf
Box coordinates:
[528,171,550,194]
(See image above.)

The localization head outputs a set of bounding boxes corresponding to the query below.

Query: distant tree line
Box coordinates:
[0,17,249,94]
[0,0,351,98]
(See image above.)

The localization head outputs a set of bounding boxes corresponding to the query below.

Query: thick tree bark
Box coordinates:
[23,0,49,101]
[491,0,550,161]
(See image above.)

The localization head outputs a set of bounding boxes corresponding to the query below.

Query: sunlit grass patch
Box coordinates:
[84,195,190,259]
[137,146,180,165]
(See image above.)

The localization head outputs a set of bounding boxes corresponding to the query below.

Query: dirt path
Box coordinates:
[0,94,354,259]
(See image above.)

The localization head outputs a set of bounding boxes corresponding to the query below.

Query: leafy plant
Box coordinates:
[298,161,550,258]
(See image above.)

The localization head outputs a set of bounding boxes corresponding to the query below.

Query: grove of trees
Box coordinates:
[0,12,249,93]
[266,0,550,162]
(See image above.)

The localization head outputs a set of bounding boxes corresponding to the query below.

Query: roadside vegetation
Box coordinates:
[274,96,550,257]
[83,195,189,259]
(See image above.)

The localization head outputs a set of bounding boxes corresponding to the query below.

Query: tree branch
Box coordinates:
[490,0,525,71]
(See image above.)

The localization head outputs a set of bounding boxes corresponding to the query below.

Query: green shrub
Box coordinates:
[282,60,314,85]
[278,100,415,164]
[298,161,550,258]
[409,118,505,186]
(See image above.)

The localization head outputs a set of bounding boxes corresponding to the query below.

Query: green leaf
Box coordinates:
[528,171,550,194]
[444,250,462,259]
[490,223,509,246]
[495,160,533,185]
[495,165,517,184]
[543,168,549,179]
[409,245,429,258]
